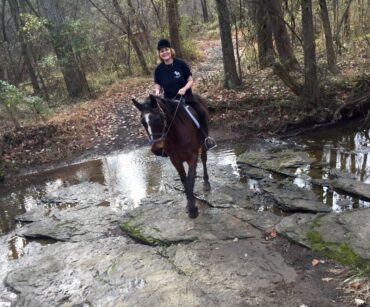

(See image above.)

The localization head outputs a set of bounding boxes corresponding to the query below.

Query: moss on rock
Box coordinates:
[121,218,170,247]
[307,220,370,275]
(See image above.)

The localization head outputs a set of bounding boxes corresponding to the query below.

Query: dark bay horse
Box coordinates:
[132,94,211,218]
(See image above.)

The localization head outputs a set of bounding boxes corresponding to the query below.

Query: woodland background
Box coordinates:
[0,0,369,178]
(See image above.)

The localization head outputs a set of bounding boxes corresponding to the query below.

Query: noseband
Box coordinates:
[146,108,166,145]
[146,97,182,145]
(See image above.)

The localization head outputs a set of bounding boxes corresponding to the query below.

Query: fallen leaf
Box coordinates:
[350,282,362,290]
[312,259,320,267]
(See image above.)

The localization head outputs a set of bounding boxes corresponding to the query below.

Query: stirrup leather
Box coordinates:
[204,136,217,150]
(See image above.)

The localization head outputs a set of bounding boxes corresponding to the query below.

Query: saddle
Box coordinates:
[177,97,216,150]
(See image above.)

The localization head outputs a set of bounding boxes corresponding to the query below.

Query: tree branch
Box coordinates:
[87,0,127,34]
[272,62,303,96]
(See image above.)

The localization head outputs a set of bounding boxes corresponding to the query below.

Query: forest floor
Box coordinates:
[1,38,369,179]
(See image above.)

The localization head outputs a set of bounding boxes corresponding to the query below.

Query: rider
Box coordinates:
[154,38,216,150]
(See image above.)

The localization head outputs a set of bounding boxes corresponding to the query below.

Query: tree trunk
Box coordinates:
[255,0,274,68]
[39,0,90,98]
[112,0,150,75]
[127,0,151,50]
[8,0,41,95]
[319,0,338,73]
[200,0,209,23]
[301,0,320,105]
[272,63,303,96]
[343,5,351,37]
[335,0,354,46]
[150,0,163,30]
[267,0,299,70]
[214,0,240,89]
[333,0,338,33]
[166,0,182,58]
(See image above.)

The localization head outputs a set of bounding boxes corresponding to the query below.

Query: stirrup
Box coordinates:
[204,136,217,150]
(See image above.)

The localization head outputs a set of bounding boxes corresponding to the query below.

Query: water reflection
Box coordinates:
[296,122,370,211]
[102,150,166,209]
[0,124,369,236]
[0,148,170,235]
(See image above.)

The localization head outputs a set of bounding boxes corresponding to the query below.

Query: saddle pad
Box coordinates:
[184,104,200,129]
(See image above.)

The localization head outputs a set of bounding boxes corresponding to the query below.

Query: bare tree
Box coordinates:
[214,0,240,89]
[200,0,209,23]
[254,0,274,68]
[319,0,338,73]
[38,0,90,98]
[334,0,354,50]
[267,0,299,70]
[166,0,182,58]
[301,0,320,105]
[111,0,150,75]
[8,0,41,94]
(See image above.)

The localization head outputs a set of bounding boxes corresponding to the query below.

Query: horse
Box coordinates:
[132,94,211,219]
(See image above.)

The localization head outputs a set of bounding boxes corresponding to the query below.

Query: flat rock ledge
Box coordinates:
[276,208,370,262]
[120,201,260,245]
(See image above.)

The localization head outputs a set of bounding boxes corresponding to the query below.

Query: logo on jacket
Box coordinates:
[174,71,181,79]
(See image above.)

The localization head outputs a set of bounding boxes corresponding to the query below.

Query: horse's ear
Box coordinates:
[132,99,144,111]
[149,95,158,108]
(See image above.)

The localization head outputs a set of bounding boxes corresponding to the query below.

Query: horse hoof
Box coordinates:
[203,182,211,192]
[188,207,199,219]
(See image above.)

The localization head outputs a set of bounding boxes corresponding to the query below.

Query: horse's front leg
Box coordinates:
[185,159,198,219]
[170,157,186,188]
[201,146,211,191]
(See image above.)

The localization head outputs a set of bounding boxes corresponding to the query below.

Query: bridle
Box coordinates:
[147,111,166,145]
[146,96,182,145]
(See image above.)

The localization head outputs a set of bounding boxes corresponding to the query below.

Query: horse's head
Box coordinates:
[132,95,166,153]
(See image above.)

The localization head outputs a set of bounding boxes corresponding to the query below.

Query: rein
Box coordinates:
[147,96,182,144]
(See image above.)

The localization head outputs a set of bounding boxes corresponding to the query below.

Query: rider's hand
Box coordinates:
[178,87,186,96]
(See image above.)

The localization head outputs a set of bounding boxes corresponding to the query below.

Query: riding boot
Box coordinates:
[185,95,217,150]
[198,112,217,150]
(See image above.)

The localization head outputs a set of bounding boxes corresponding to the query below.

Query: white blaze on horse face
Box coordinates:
[144,113,153,137]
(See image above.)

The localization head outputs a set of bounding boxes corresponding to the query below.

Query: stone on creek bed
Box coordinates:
[121,189,265,245]
[4,232,337,307]
[121,199,261,245]
[169,164,255,209]
[262,181,332,213]
[42,181,110,205]
[330,178,370,200]
[237,149,315,174]
[4,237,211,307]
[276,208,370,260]
[15,204,123,242]
[166,239,298,306]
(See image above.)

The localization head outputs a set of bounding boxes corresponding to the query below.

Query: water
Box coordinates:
[0,121,369,238]
[293,121,370,211]
[0,146,241,237]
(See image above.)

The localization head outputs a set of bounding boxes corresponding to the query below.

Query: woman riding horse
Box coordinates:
[154,38,216,150]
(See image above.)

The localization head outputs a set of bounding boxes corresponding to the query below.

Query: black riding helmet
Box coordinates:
[157,39,171,50]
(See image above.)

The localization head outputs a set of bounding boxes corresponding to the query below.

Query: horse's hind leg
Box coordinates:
[201,146,211,191]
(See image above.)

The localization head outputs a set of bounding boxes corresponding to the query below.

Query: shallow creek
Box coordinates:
[0,121,369,256]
